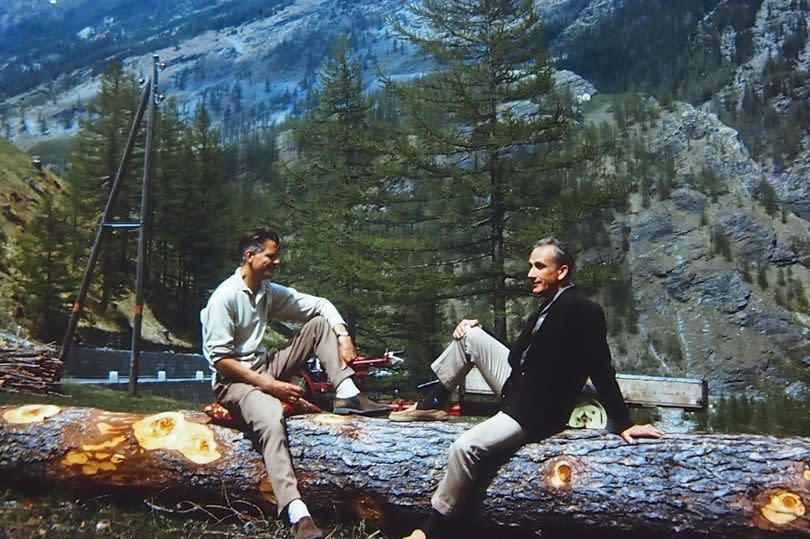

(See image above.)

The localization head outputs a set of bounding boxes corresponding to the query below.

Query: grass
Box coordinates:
[0,487,388,538]
[0,383,200,413]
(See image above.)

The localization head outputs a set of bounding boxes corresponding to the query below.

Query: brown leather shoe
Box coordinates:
[292,516,323,539]
[389,403,449,422]
[332,393,390,416]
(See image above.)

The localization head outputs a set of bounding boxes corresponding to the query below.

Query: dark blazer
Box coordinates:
[500,286,632,439]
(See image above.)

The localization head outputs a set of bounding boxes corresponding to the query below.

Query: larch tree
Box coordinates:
[388,0,589,340]
[63,61,142,310]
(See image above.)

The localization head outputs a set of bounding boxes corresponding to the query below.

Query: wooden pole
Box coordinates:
[129,55,160,396]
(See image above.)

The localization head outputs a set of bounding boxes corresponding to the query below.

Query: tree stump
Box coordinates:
[0,404,808,537]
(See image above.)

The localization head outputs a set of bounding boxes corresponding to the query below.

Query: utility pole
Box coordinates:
[129,55,162,396]
[58,55,167,398]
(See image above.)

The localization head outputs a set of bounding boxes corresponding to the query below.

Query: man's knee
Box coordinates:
[449,431,480,463]
[239,390,285,434]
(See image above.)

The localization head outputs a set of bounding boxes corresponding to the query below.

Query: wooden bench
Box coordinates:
[460,367,708,410]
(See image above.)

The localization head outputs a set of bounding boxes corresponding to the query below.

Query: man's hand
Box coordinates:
[338,336,358,365]
[619,424,665,444]
[214,357,304,404]
[262,378,305,403]
[334,324,357,365]
[453,319,480,340]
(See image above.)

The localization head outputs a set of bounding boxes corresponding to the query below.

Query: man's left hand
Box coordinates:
[619,424,665,444]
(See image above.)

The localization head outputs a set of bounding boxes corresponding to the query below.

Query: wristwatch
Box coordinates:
[336,331,350,339]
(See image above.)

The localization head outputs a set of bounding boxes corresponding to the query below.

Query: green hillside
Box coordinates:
[0,137,62,256]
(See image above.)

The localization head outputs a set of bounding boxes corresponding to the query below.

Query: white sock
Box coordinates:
[335,377,360,399]
[287,499,311,524]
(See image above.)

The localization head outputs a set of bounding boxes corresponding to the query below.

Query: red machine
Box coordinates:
[300,349,405,405]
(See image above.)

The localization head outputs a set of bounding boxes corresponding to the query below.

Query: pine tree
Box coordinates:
[11,196,78,341]
[388,0,588,340]
[282,38,424,344]
[148,98,188,316]
[64,61,142,309]
[172,103,232,327]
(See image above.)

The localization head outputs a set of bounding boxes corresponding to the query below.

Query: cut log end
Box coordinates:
[132,412,220,464]
[2,404,61,424]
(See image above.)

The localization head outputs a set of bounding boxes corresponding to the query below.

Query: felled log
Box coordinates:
[0,344,63,394]
[0,404,808,538]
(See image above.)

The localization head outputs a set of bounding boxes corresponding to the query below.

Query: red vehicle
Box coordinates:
[300,349,405,408]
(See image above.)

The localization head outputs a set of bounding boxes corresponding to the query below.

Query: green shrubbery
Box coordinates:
[710,391,810,436]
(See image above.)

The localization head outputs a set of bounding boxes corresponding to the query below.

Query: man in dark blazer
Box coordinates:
[393,237,664,539]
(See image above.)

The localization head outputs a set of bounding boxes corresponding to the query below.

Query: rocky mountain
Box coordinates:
[0,0,808,394]
[592,99,810,395]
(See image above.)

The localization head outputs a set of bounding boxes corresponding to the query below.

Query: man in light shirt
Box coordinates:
[201,226,388,539]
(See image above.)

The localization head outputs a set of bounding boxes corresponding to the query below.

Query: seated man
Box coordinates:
[201,226,388,539]
[391,236,664,538]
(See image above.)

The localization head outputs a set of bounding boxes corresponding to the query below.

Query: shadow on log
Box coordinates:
[0,404,809,538]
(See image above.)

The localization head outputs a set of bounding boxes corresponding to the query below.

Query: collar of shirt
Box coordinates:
[532,284,574,333]
[234,267,268,303]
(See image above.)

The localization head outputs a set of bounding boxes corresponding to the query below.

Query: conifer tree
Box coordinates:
[172,103,232,327]
[283,38,416,343]
[148,98,188,315]
[11,196,78,341]
[388,0,587,340]
[64,61,142,309]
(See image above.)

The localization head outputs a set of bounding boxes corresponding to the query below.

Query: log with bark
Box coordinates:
[0,344,63,395]
[0,404,808,538]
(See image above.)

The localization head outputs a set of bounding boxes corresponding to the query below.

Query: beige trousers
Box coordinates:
[429,326,529,516]
[214,316,354,515]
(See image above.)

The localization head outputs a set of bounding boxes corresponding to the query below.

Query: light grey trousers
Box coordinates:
[430,326,529,516]
[214,316,355,515]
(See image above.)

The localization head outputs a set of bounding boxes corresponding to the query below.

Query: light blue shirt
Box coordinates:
[200,268,345,379]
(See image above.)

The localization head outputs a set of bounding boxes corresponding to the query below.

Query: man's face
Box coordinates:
[247,239,280,280]
[527,244,569,296]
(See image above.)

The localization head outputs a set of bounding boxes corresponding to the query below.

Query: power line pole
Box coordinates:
[58,55,167,398]
[129,55,162,396]
[58,81,151,364]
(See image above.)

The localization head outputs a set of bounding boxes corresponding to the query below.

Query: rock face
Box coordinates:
[602,101,809,395]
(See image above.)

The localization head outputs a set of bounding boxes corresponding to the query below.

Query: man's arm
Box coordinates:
[583,302,664,444]
[214,358,304,402]
[268,284,357,363]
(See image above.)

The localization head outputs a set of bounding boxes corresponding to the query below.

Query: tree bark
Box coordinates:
[0,405,808,538]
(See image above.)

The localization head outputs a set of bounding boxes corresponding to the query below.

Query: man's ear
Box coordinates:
[557,265,570,282]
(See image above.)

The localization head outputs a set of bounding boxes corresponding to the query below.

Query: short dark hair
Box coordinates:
[239,226,281,262]
[534,236,575,278]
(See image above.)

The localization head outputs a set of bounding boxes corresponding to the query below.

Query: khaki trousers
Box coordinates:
[429,326,529,516]
[214,316,354,515]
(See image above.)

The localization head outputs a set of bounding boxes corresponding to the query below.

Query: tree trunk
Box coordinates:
[0,405,808,538]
